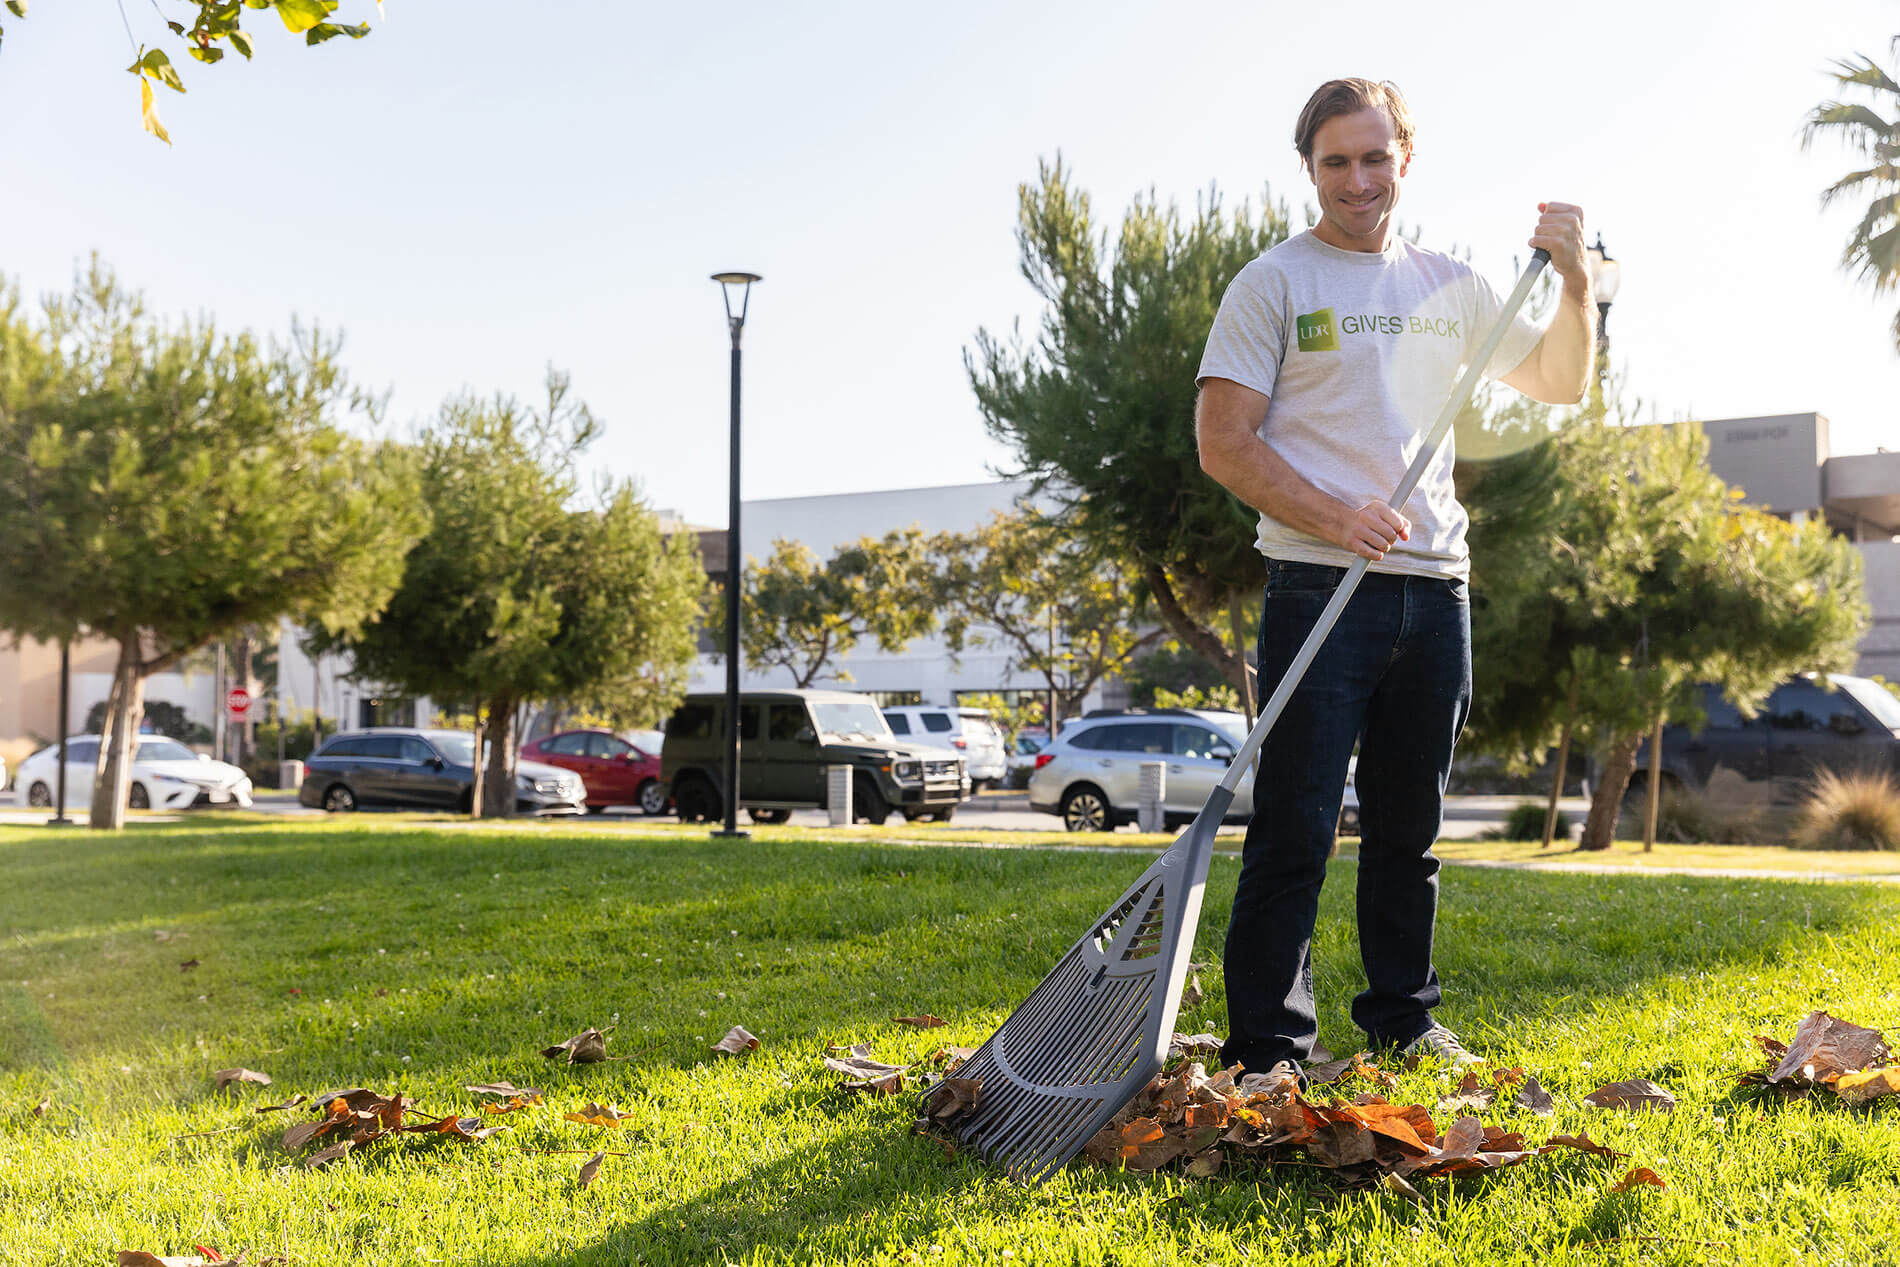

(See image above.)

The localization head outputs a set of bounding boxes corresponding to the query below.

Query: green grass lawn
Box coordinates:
[4,816,1899,1265]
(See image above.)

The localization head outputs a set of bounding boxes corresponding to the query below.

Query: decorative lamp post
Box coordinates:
[711,271,761,840]
[1584,234,1621,364]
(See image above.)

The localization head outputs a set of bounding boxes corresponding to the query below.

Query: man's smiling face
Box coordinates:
[1307,106,1410,252]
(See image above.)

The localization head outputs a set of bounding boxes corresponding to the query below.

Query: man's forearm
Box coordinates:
[1202,426,1355,544]
[1529,286,1596,404]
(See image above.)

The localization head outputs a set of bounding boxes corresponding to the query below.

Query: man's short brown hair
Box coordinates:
[1293,79,1415,166]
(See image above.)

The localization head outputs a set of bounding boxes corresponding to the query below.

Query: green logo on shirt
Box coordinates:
[1296,307,1338,352]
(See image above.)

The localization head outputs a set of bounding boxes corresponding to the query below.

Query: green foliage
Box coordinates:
[1153,683,1241,713]
[1497,800,1566,842]
[247,708,323,778]
[82,699,210,746]
[734,530,935,688]
[0,260,424,828]
[969,159,1291,689]
[930,508,1164,718]
[1461,390,1869,849]
[309,370,706,810]
[1122,642,1237,710]
[1803,38,1900,351]
[0,2,380,142]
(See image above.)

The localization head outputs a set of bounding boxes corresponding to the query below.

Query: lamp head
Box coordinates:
[1585,236,1621,304]
[712,272,763,341]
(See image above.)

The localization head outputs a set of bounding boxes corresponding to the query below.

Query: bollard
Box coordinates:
[1137,761,1166,833]
[826,765,853,826]
[279,759,304,793]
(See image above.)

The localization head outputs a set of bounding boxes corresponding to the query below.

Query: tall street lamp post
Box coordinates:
[711,271,761,841]
[1584,234,1621,374]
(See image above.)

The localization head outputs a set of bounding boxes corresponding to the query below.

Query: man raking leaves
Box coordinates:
[1196,78,1594,1086]
[931,77,1595,1183]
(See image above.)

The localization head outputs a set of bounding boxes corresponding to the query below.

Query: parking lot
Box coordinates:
[0,785,1589,839]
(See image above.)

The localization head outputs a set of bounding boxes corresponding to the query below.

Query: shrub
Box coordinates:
[1499,800,1567,841]
[1622,785,1770,845]
[1792,770,1900,852]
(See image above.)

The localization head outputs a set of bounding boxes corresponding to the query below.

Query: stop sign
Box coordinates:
[226,687,252,719]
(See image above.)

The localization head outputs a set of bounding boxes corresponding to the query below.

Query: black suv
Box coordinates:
[1612,674,1900,805]
[299,728,586,815]
[660,689,968,825]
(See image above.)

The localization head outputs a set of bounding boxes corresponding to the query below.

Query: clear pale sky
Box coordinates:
[2,0,1895,527]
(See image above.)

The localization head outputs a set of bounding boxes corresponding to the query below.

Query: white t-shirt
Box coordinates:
[1197,231,1544,580]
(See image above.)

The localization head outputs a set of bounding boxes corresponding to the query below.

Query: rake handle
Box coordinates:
[1216,249,1549,794]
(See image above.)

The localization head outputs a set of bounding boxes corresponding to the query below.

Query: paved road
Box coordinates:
[0,787,1589,839]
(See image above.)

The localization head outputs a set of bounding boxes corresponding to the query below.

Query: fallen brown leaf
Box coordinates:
[1436,1070,1497,1113]
[280,1118,339,1152]
[479,1092,544,1115]
[577,1150,606,1189]
[893,1014,947,1029]
[1180,972,1205,1011]
[824,1049,910,1094]
[564,1102,636,1128]
[212,1068,271,1092]
[712,1025,760,1055]
[1769,1011,1890,1087]
[924,1076,982,1123]
[254,1094,306,1114]
[541,1027,611,1064]
[1610,1166,1667,1192]
[32,1094,50,1117]
[1583,1079,1676,1112]
[1490,1066,1525,1088]
[466,1080,536,1097]
[1167,1033,1224,1060]
[179,959,200,972]
[302,1138,354,1168]
[116,1254,207,1267]
[1515,1076,1555,1116]
[403,1114,506,1140]
[1541,1132,1628,1160]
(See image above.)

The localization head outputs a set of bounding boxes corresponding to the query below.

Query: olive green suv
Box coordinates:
[659,689,969,825]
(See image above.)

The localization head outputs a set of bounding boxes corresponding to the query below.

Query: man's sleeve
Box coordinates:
[1468,267,1546,381]
[1196,267,1286,397]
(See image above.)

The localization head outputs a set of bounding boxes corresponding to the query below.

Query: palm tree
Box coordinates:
[1803,40,1900,351]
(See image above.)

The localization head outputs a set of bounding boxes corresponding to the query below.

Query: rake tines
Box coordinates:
[936,793,1227,1184]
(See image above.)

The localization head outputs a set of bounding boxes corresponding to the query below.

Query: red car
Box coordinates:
[518,729,669,815]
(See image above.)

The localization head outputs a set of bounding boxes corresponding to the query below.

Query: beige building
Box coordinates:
[0,635,119,774]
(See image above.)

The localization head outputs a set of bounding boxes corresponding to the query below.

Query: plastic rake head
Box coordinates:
[938,792,1223,1184]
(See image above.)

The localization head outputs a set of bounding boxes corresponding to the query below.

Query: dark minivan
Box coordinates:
[1617,674,1900,804]
[300,727,586,815]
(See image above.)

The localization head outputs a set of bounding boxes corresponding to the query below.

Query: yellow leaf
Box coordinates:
[1833,1066,1900,1106]
[139,78,171,146]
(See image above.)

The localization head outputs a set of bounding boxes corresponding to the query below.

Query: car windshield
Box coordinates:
[429,733,478,765]
[1836,676,1900,731]
[135,739,198,762]
[810,700,892,742]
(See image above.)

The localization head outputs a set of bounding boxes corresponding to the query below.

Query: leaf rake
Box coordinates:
[935,250,1552,1185]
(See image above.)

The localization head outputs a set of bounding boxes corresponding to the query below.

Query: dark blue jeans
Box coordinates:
[1220,558,1472,1073]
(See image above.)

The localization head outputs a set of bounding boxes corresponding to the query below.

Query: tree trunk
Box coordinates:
[1542,676,1580,848]
[1643,711,1665,852]
[89,636,146,831]
[481,696,518,818]
[468,711,486,818]
[1227,593,1257,725]
[1144,564,1247,693]
[1578,730,1642,851]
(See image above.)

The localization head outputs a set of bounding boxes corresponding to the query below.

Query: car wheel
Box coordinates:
[1061,785,1112,832]
[636,779,670,816]
[27,781,52,809]
[128,783,150,810]
[586,804,606,816]
[748,807,792,825]
[323,784,358,813]
[853,781,889,826]
[933,808,956,824]
[673,774,721,824]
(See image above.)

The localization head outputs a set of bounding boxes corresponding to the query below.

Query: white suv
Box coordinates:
[1027,709,1359,833]
[880,705,1008,786]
